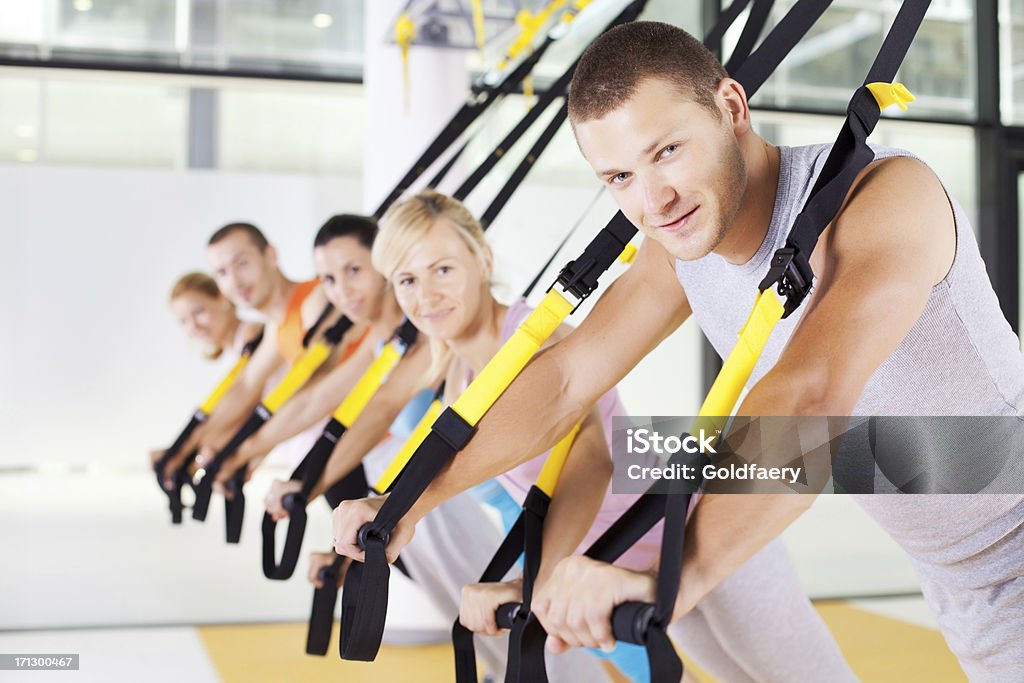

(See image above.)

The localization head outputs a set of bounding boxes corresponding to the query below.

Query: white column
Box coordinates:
[362,1,469,213]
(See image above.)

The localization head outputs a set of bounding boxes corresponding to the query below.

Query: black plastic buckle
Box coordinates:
[552,255,598,311]
[757,247,812,317]
[392,318,419,354]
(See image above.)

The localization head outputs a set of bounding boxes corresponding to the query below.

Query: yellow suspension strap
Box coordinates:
[337,207,639,662]
[263,319,419,581]
[190,313,355,543]
[155,330,264,524]
[304,382,444,657]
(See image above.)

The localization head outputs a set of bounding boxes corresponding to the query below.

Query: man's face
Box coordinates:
[574,77,747,261]
[206,231,276,310]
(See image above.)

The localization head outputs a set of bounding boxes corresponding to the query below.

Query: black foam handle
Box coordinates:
[224,471,246,543]
[191,409,267,521]
[610,601,656,645]
[261,492,310,580]
[356,523,390,550]
[495,602,522,630]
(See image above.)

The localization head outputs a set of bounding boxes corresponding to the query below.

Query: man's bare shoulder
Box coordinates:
[824,155,955,288]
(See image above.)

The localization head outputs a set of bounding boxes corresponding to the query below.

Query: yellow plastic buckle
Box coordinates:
[866,82,914,112]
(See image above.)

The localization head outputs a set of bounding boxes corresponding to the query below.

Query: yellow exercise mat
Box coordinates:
[198,622,455,683]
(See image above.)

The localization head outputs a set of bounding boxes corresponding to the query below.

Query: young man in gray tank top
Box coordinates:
[332,22,1024,680]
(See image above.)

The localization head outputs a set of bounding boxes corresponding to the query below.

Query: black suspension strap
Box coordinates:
[190,314,354,542]
[372,5,589,219]
[156,330,265,524]
[262,319,419,580]
[304,382,446,656]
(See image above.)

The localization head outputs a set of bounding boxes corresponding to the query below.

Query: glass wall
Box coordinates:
[0,0,364,79]
[728,0,975,120]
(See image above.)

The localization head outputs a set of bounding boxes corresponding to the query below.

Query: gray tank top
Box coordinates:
[675,143,1024,675]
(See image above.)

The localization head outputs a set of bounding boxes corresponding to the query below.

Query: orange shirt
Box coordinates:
[276,279,320,365]
[337,325,372,366]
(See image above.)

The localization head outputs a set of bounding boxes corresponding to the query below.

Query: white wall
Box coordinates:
[0,162,917,631]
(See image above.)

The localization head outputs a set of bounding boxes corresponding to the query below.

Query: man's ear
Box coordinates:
[264,244,279,269]
[717,78,751,135]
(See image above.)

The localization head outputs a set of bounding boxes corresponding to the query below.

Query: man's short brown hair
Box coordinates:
[207,222,269,252]
[568,21,728,125]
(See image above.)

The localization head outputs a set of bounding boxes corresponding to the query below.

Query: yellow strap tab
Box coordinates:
[866,82,914,112]
[198,355,250,415]
[471,0,486,54]
[332,343,402,426]
[453,289,573,426]
[262,342,332,413]
[534,423,580,497]
[498,0,568,70]
[697,289,784,431]
[373,399,444,493]
[618,243,638,265]
[395,12,416,108]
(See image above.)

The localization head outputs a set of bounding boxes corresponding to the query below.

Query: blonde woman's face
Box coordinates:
[389,217,489,341]
[170,290,234,349]
[314,236,387,324]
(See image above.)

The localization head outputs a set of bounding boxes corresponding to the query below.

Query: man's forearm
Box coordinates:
[675,491,815,617]
[408,350,586,522]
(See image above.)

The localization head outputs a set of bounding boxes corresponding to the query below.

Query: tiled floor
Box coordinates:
[0,596,968,682]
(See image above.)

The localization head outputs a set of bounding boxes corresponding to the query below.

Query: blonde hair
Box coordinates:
[169,271,233,360]
[374,190,491,385]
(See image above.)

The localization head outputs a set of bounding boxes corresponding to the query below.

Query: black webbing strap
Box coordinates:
[453,0,648,205]
[302,303,335,348]
[340,406,477,660]
[373,20,568,219]
[453,66,574,203]
[157,330,266,524]
[703,0,753,53]
[427,137,472,190]
[156,412,203,524]
[305,467,401,656]
[723,0,775,74]
[303,466,371,655]
[499,486,550,683]
[222,314,357,541]
[451,486,551,683]
[264,318,418,577]
[759,0,931,316]
[191,406,269,523]
[196,314,354,535]
[452,511,527,682]
[262,418,346,579]
[479,102,569,228]
[730,0,833,98]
